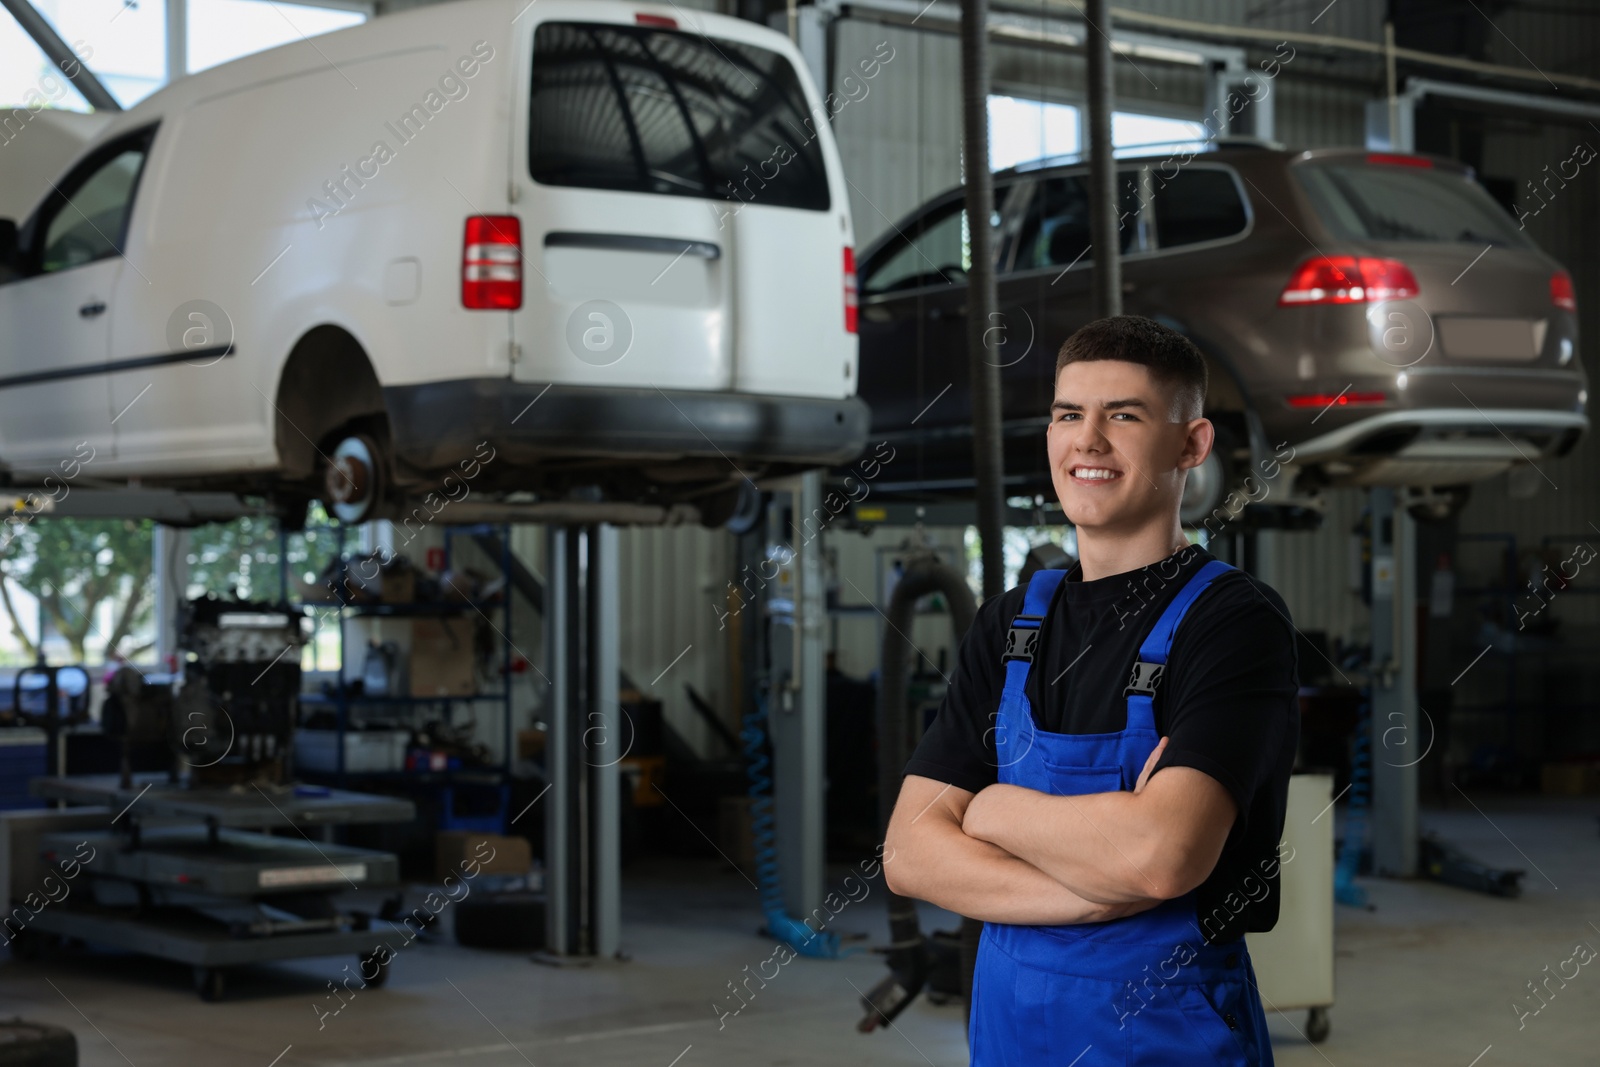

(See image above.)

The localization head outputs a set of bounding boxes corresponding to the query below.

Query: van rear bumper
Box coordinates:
[383,378,872,471]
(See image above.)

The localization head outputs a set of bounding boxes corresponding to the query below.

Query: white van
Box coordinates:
[0,0,865,526]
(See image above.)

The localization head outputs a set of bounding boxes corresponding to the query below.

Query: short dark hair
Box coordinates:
[1055,315,1207,421]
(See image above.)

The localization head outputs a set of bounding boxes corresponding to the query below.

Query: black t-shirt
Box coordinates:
[903,543,1300,944]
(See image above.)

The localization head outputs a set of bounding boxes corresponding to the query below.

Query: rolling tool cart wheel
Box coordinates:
[1306,1006,1330,1043]
[193,966,228,1003]
[0,1018,78,1066]
[358,950,391,989]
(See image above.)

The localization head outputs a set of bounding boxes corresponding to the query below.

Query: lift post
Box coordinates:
[1368,486,1420,877]
[767,471,827,921]
[540,523,621,960]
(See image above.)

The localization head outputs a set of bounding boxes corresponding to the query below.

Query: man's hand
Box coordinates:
[1134,736,1169,793]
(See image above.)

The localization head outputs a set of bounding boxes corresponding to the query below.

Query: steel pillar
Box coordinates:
[541,523,621,959]
[1369,487,1419,878]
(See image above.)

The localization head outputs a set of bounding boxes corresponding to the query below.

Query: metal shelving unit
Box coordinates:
[282,523,518,799]
[1452,531,1600,767]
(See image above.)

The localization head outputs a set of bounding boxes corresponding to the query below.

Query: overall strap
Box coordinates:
[1004,569,1070,664]
[1000,568,1071,689]
[1123,559,1237,714]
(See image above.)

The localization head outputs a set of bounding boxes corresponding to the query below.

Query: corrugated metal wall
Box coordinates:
[505,524,734,760]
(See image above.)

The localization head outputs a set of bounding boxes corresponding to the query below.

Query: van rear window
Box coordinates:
[1294,160,1531,247]
[529,22,830,212]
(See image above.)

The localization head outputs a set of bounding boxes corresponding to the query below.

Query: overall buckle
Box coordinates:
[1125,660,1165,696]
[1003,616,1045,662]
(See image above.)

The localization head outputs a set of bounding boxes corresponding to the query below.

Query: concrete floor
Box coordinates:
[3,795,1597,1066]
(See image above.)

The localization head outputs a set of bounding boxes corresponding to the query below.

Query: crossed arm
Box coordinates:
[883,738,1239,922]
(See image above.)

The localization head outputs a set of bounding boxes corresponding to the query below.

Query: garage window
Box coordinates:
[1151,167,1248,249]
[529,22,829,211]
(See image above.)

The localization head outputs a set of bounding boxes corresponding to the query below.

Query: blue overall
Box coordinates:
[969,560,1275,1067]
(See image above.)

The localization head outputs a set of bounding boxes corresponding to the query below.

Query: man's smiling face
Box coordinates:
[1046,359,1212,534]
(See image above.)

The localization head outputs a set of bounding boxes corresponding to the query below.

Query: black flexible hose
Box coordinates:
[862,553,978,1031]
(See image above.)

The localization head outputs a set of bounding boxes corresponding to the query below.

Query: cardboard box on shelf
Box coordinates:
[410,616,476,697]
[378,568,416,604]
[435,831,531,881]
[517,729,545,760]
[1541,761,1600,796]
[338,554,417,603]
[620,755,666,808]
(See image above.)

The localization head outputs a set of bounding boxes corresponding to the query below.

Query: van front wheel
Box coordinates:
[323,434,386,524]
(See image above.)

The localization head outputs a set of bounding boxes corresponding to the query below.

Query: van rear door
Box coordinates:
[510,13,850,399]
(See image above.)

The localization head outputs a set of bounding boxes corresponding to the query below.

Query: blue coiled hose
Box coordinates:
[1334,686,1371,908]
[740,689,841,958]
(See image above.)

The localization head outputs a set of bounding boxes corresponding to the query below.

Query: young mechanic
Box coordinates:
[883,316,1300,1066]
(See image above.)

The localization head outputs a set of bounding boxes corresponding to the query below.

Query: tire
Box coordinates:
[453,892,545,950]
[321,433,387,524]
[701,481,764,534]
[194,966,227,1003]
[1306,1006,1331,1043]
[0,1019,78,1067]
[358,950,391,989]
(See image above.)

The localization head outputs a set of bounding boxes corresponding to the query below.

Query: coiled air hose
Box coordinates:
[741,688,841,958]
[1335,687,1372,908]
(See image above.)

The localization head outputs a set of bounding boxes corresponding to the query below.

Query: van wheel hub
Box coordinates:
[324,435,382,523]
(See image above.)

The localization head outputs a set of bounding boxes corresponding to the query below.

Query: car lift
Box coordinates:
[1362,487,1525,896]
[8,777,415,1000]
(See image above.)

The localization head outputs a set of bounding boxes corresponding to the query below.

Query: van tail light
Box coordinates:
[1284,391,1387,409]
[1551,270,1577,311]
[1278,256,1419,306]
[843,246,858,333]
[462,215,522,310]
[636,12,677,27]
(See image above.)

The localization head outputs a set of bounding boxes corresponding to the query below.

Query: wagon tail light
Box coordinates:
[1551,270,1577,311]
[462,215,522,310]
[1278,256,1419,306]
[843,246,858,333]
[1284,391,1387,409]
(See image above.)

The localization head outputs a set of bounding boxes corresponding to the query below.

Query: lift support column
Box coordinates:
[770,472,826,920]
[1369,487,1420,877]
[542,523,621,960]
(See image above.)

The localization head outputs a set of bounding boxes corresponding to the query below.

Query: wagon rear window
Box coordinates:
[1294,160,1531,246]
[529,21,830,211]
